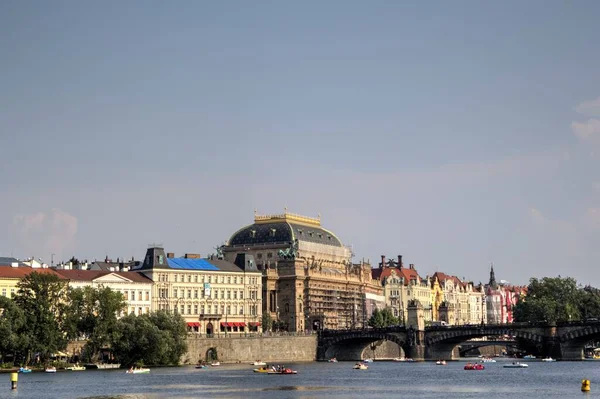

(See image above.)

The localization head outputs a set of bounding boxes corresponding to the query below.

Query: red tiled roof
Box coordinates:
[432,271,465,288]
[372,266,422,286]
[0,268,65,279]
[54,269,152,283]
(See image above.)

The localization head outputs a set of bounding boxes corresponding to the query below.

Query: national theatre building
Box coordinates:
[222,210,384,332]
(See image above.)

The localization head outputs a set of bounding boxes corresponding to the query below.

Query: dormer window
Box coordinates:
[318,233,322,238]
[309,231,313,237]
[270,228,276,237]
[250,230,256,238]
[298,229,303,235]
[327,235,332,240]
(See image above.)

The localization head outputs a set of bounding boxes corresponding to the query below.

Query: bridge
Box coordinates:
[457,339,518,357]
[317,321,600,361]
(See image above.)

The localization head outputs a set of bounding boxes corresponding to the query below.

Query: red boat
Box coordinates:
[464,363,485,370]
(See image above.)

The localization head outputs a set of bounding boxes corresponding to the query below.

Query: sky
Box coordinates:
[1,1,599,286]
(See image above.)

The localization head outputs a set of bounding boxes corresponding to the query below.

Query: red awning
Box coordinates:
[249,322,261,326]
[187,322,201,327]
[221,322,232,327]
[238,322,247,327]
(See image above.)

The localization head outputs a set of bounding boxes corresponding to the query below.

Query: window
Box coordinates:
[240,291,244,299]
[208,276,212,283]
[234,277,237,284]
[145,291,150,301]
[227,290,231,299]
[257,253,263,259]
[267,253,273,259]
[180,304,184,314]
[138,307,142,315]
[194,304,198,314]
[131,291,135,301]
[250,230,256,238]
[270,228,276,237]
[1,289,5,297]
[188,289,192,299]
[194,275,198,283]
[138,291,142,301]
[188,275,192,282]
[227,276,231,284]
[233,291,237,299]
[194,289,198,299]
[227,305,231,315]
[240,307,244,315]
[187,305,192,314]
[124,290,129,300]
[174,289,178,298]
[220,291,224,299]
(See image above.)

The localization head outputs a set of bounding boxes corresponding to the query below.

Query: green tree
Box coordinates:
[578,286,600,320]
[514,276,582,323]
[13,272,71,364]
[110,311,187,367]
[261,312,273,332]
[0,296,26,364]
[66,286,127,362]
[368,307,399,328]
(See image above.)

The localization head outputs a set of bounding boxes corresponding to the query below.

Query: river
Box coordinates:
[1,358,598,399]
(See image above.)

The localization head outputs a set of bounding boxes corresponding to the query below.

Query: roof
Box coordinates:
[54,269,153,283]
[227,212,344,248]
[165,257,246,273]
[0,268,64,279]
[432,272,466,288]
[0,257,27,267]
[372,266,422,285]
[89,261,137,271]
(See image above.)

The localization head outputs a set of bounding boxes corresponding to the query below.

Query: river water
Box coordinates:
[1,358,598,399]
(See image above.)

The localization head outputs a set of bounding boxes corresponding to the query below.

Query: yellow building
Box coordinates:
[133,247,263,335]
[0,266,65,299]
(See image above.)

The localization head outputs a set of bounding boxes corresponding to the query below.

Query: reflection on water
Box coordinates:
[263,386,328,391]
[9,360,600,399]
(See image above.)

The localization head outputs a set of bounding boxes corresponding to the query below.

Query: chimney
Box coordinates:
[167,252,175,259]
[380,255,385,269]
[184,253,201,259]
[397,255,403,269]
[409,263,415,270]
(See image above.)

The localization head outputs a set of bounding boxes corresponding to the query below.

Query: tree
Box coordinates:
[110,311,187,367]
[13,272,71,364]
[66,286,127,362]
[368,307,399,328]
[578,286,600,320]
[0,296,26,364]
[261,312,273,332]
[514,277,582,323]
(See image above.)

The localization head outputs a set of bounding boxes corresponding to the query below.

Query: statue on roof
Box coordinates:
[215,245,224,260]
[278,239,298,260]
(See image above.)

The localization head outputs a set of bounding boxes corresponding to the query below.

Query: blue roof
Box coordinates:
[167,258,220,271]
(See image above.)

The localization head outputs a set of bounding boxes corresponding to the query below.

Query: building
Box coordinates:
[222,210,384,331]
[133,246,263,335]
[0,266,64,299]
[431,271,486,325]
[373,255,433,325]
[0,257,27,267]
[53,269,153,316]
[485,265,525,324]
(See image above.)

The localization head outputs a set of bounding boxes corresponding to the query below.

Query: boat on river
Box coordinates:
[210,362,220,366]
[45,367,57,373]
[436,360,447,365]
[126,368,150,374]
[363,358,373,363]
[480,357,496,363]
[523,355,536,359]
[393,357,414,362]
[267,367,297,375]
[541,357,556,362]
[253,366,271,373]
[18,367,32,373]
[464,363,484,370]
[353,363,368,370]
[328,358,338,363]
[66,364,86,371]
[195,364,209,369]
[504,362,528,368]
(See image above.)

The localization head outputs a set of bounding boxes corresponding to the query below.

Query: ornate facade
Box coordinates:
[134,246,263,334]
[485,265,526,324]
[222,210,384,331]
[431,272,486,325]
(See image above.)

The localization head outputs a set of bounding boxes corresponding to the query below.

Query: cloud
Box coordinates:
[12,208,78,261]
[571,119,600,140]
[575,97,600,117]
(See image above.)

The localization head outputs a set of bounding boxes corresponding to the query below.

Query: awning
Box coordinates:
[249,322,261,327]
[221,322,232,327]
[187,322,201,327]
[231,322,246,327]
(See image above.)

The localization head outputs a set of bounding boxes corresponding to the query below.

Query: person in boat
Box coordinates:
[128,366,134,373]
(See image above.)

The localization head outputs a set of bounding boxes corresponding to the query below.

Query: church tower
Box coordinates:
[489,263,497,289]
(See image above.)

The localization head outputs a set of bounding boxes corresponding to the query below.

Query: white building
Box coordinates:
[54,269,153,316]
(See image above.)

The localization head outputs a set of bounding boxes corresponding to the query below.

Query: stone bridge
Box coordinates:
[317,321,600,361]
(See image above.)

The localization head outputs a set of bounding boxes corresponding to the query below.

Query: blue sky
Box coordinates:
[1,1,599,286]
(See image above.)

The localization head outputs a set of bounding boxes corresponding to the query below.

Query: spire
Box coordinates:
[489,262,497,289]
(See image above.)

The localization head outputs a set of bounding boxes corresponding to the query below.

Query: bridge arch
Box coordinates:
[426,327,545,360]
[319,330,408,361]
[557,325,600,359]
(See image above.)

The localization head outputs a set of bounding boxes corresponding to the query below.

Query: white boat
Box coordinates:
[328,358,338,363]
[363,358,373,363]
[523,355,536,359]
[541,357,556,362]
[210,362,220,366]
[126,368,150,374]
[251,360,267,366]
[480,358,496,363]
[436,360,447,365]
[45,367,57,373]
[353,363,368,370]
[66,365,86,371]
[504,362,528,368]
[393,357,414,362]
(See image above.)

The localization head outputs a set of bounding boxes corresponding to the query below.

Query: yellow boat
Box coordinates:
[253,366,270,373]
